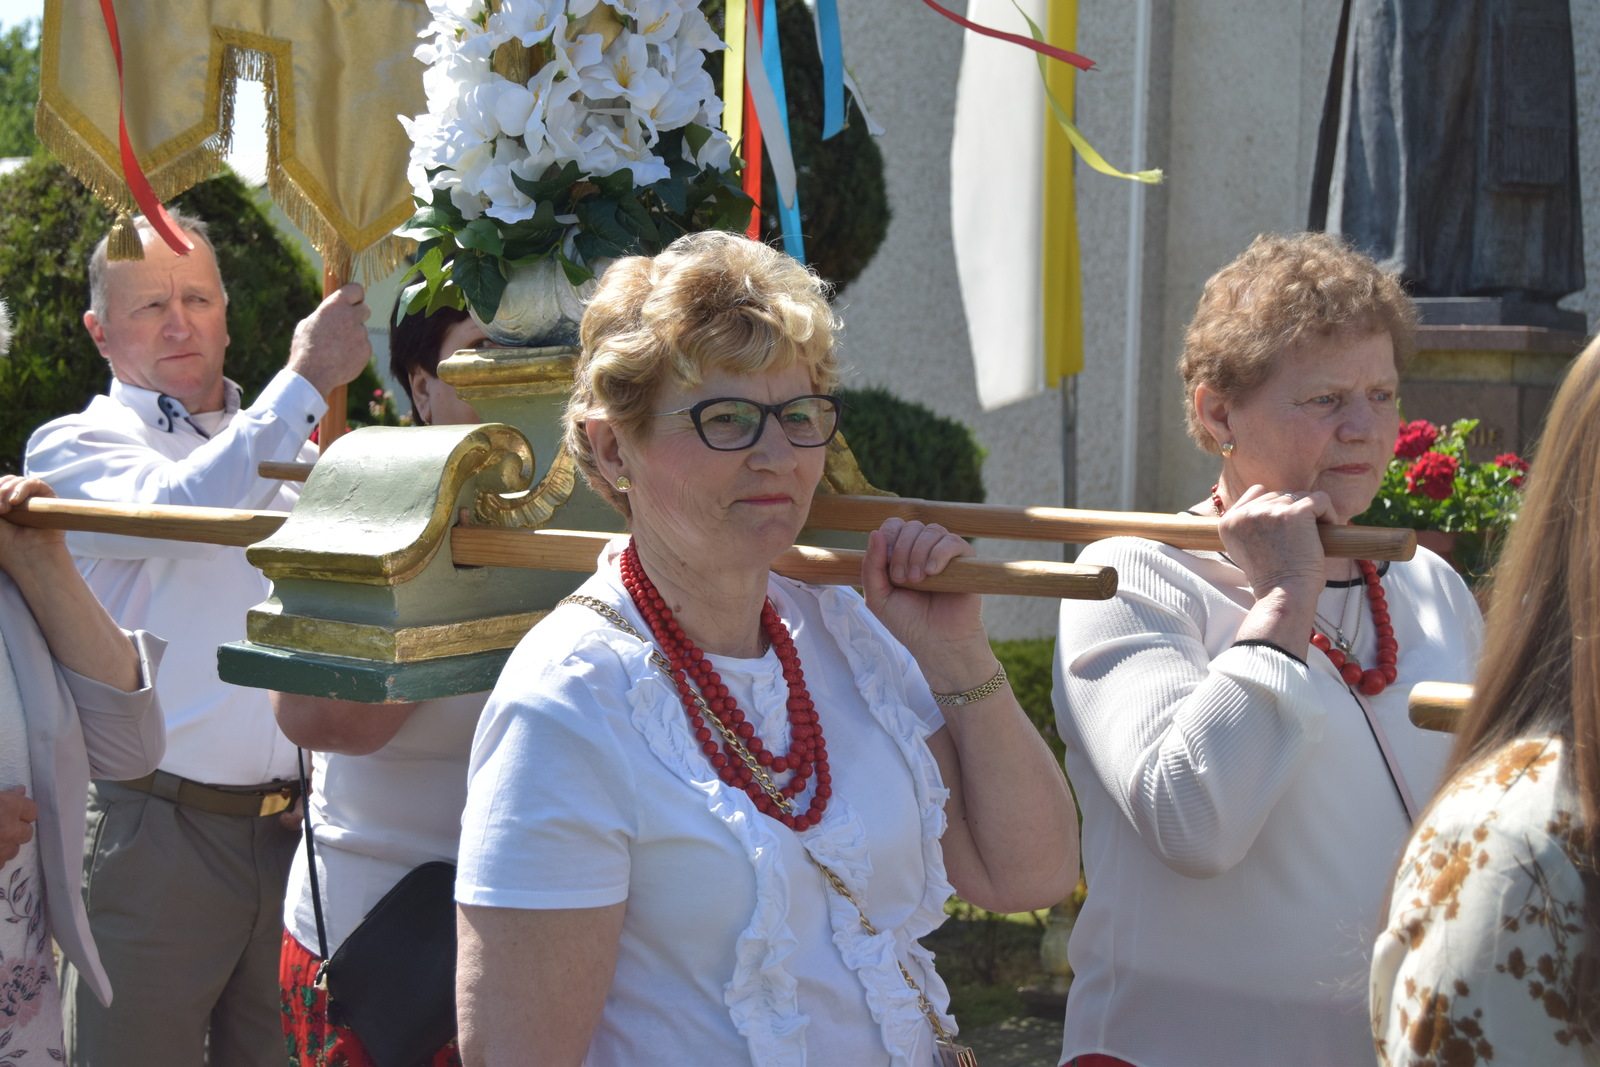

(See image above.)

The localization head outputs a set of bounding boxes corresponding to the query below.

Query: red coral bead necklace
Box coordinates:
[1211,485,1398,696]
[619,541,831,831]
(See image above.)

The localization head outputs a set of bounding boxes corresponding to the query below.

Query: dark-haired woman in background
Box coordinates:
[388,302,489,426]
[275,294,491,1067]
[1371,335,1600,1064]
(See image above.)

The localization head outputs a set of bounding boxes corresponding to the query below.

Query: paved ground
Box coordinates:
[963,1014,1063,1066]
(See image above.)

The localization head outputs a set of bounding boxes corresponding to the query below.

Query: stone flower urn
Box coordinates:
[470,255,608,348]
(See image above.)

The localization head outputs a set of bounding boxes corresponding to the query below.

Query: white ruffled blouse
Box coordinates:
[458,544,955,1066]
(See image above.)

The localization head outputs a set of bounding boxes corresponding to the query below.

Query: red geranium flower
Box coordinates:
[1394,419,1438,460]
[1405,451,1458,500]
[1494,452,1529,488]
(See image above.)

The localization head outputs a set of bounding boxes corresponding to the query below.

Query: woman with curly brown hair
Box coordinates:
[1053,232,1482,1066]
[1371,335,1600,1065]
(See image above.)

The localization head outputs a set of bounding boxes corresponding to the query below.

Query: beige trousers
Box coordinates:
[61,778,298,1067]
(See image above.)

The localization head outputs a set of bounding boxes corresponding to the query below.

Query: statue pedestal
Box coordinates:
[1401,323,1588,462]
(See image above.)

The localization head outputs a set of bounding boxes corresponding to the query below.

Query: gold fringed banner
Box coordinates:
[37,0,428,284]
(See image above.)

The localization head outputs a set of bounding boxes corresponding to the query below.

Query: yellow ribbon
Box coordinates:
[1041,0,1084,381]
[723,0,746,157]
[1014,2,1163,185]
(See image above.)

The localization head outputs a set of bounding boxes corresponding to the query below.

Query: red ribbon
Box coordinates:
[97,0,193,256]
[742,0,764,239]
[918,0,1095,72]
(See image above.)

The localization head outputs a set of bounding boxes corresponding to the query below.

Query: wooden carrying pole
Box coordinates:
[253,464,1419,563]
[5,498,1111,600]
[1408,681,1472,733]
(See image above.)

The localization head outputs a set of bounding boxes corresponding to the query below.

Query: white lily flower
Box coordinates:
[608,119,671,183]
[631,0,682,45]
[643,85,702,135]
[424,0,486,31]
[521,67,583,162]
[488,0,561,46]
[688,125,733,173]
[403,0,737,251]
[492,81,537,137]
[673,6,723,56]
[447,182,485,220]
[581,34,670,114]
[423,46,493,112]
[555,27,605,80]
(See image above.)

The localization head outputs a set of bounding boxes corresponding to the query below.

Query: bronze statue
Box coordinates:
[1310,0,1584,317]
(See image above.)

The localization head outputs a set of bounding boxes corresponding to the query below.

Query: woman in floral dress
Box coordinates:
[1371,335,1600,1065]
[0,468,164,1057]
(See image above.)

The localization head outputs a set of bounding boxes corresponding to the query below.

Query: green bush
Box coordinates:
[0,160,330,473]
[0,21,39,158]
[838,386,986,503]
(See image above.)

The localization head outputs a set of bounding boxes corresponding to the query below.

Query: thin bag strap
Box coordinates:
[297,747,331,963]
[1349,690,1420,823]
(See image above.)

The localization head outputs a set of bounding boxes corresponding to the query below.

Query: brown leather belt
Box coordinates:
[116,770,300,817]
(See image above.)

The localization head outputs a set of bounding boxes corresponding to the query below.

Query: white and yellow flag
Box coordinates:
[950,0,1083,411]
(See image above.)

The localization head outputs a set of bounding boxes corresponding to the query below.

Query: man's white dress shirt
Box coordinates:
[26,370,324,785]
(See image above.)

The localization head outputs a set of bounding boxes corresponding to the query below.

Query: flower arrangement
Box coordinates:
[396,0,753,323]
[1353,418,1528,581]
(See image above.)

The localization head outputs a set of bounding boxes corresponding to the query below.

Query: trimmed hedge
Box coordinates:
[838,386,986,504]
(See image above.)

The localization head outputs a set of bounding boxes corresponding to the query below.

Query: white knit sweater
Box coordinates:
[1054,537,1481,1067]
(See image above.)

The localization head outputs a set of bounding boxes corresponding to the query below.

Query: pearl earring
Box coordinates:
[1220,442,1235,458]
[615,475,632,492]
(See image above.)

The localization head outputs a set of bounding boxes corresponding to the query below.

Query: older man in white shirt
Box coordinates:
[24,210,373,1067]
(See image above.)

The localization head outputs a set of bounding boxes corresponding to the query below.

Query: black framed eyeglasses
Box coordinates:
[651,394,843,451]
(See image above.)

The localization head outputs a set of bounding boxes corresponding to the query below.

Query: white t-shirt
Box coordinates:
[458,550,957,1067]
[1054,538,1482,1067]
[286,690,487,952]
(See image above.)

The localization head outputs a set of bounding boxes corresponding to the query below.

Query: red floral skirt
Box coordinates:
[279,930,462,1067]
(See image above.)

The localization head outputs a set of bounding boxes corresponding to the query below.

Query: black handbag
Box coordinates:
[298,750,458,1067]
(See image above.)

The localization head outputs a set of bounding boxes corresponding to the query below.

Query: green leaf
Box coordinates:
[499,202,564,260]
[651,176,688,216]
[511,160,581,204]
[591,168,636,200]
[396,202,465,240]
[398,278,430,320]
[615,191,661,245]
[456,216,505,257]
[682,123,711,158]
[452,253,507,323]
[556,251,594,287]
[425,281,467,316]
[574,199,638,255]
[573,231,623,268]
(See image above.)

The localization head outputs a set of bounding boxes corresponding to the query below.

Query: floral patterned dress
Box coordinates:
[1371,734,1599,1066]
[0,628,65,1060]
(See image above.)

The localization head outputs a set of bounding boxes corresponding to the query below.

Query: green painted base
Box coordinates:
[218,641,507,703]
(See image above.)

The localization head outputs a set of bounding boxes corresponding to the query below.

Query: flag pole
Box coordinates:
[317,264,346,452]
